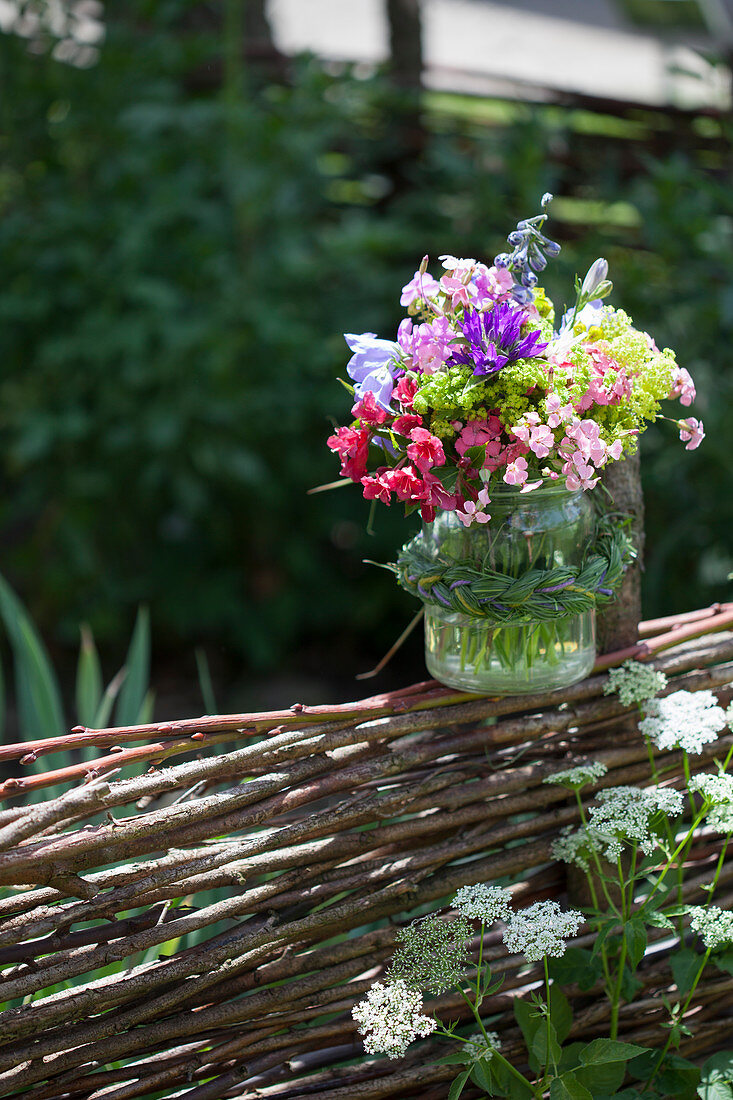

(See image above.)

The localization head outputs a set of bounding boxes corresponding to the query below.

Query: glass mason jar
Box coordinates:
[421,480,597,694]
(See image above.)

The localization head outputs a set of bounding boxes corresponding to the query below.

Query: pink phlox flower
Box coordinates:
[455,497,491,527]
[397,318,415,360]
[545,393,575,429]
[393,374,417,410]
[352,391,389,425]
[400,269,441,309]
[439,254,477,272]
[414,317,453,374]
[392,413,423,437]
[504,456,529,486]
[563,453,599,490]
[528,424,554,459]
[382,466,426,502]
[440,273,476,311]
[406,427,446,472]
[327,425,371,481]
[455,418,500,458]
[679,417,705,450]
[361,473,392,505]
[472,263,514,306]
[669,366,696,407]
[521,479,544,494]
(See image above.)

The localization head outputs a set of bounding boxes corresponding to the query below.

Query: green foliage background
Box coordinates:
[0,5,730,675]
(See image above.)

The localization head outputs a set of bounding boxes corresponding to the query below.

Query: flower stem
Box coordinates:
[456,988,539,1097]
[641,947,712,1093]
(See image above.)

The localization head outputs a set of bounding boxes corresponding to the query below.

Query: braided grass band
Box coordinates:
[393,516,636,625]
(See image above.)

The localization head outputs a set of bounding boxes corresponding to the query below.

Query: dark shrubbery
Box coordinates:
[0,8,730,672]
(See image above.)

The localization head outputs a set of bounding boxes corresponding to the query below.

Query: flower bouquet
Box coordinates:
[327,195,703,694]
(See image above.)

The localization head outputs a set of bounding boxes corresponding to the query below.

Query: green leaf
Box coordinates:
[713,950,733,978]
[656,1055,700,1099]
[620,966,643,1002]
[470,1058,494,1091]
[549,948,602,992]
[532,1020,562,1070]
[549,983,573,1043]
[644,908,675,931]
[75,624,103,728]
[549,1073,593,1100]
[463,443,487,469]
[698,1052,733,1100]
[624,919,648,970]
[514,997,542,1051]
[448,1067,471,1100]
[671,947,703,996]
[93,667,126,730]
[574,1060,627,1095]
[0,570,65,739]
[114,606,151,726]
[580,1040,651,1066]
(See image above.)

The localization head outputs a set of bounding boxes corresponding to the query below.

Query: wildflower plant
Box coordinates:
[328,196,702,525]
[351,670,733,1097]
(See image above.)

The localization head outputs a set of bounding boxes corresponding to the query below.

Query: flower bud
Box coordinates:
[521,271,538,288]
[581,258,608,299]
[544,240,561,257]
[541,192,553,207]
[507,230,525,247]
[493,252,511,268]
[419,254,429,275]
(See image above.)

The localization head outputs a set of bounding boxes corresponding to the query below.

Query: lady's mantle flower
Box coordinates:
[345,332,401,410]
[388,915,472,994]
[452,883,512,923]
[503,900,583,962]
[451,303,547,377]
[603,660,668,708]
[639,690,727,755]
[688,906,733,952]
[352,980,436,1059]
[544,761,608,791]
[587,785,684,861]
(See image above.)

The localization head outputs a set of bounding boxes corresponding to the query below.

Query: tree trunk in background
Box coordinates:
[386,0,424,91]
[380,0,426,201]
[598,452,645,653]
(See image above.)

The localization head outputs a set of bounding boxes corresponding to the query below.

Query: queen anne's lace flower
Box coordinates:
[388,915,472,994]
[639,690,727,755]
[452,883,512,923]
[603,660,668,707]
[587,785,684,861]
[463,1032,502,1060]
[551,824,601,871]
[503,900,583,962]
[689,773,733,805]
[352,980,436,1059]
[688,906,733,952]
[543,761,608,790]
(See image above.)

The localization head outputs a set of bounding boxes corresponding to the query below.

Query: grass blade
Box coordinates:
[194,647,217,715]
[75,624,103,729]
[0,571,65,739]
[114,607,151,727]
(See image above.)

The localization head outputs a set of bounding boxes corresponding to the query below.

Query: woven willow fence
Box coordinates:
[0,604,732,1100]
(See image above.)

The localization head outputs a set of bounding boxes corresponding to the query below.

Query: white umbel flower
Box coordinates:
[603,660,668,707]
[689,773,733,805]
[639,690,727,755]
[587,785,684,861]
[463,1032,502,1060]
[551,824,600,871]
[688,906,733,952]
[452,883,512,924]
[352,980,436,1059]
[544,761,608,790]
[503,900,583,962]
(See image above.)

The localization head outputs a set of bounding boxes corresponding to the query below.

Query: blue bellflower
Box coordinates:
[451,304,548,377]
[344,332,401,410]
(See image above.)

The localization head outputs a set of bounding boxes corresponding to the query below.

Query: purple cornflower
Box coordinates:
[451,304,548,377]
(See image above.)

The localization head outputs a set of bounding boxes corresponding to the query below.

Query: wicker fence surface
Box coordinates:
[0,605,732,1099]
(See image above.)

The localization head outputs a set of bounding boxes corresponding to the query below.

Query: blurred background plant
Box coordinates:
[0,0,730,713]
